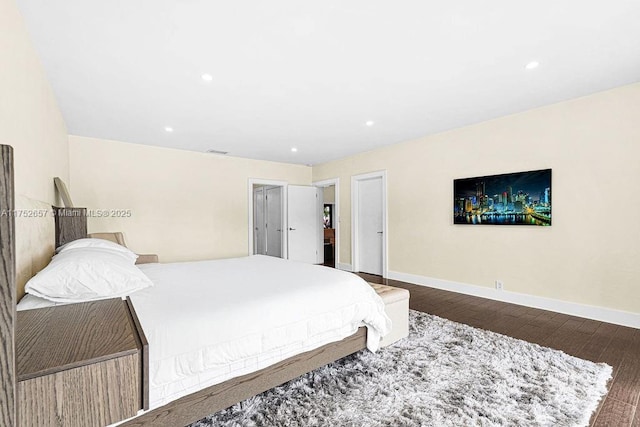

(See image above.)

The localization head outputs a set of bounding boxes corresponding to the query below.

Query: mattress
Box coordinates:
[132,255,390,409]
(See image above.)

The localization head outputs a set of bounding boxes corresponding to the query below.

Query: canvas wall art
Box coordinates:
[454,169,552,226]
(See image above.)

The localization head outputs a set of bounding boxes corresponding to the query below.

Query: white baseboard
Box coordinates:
[387,270,640,329]
[337,263,352,272]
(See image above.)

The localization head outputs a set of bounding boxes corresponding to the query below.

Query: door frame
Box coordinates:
[312,178,340,268]
[248,179,288,259]
[351,170,388,277]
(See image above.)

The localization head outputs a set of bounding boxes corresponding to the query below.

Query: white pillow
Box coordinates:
[25,247,154,303]
[17,294,68,311]
[56,237,138,261]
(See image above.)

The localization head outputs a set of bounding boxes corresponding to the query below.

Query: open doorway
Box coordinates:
[253,185,283,257]
[314,178,340,269]
[249,179,287,258]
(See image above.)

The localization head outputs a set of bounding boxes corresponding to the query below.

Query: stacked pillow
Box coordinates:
[25,238,154,303]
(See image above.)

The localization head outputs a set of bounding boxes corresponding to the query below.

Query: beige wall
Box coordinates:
[323,185,335,204]
[1,0,70,298]
[313,83,640,314]
[0,0,69,202]
[69,136,311,262]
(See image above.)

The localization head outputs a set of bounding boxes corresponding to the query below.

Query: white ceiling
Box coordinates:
[16,0,640,165]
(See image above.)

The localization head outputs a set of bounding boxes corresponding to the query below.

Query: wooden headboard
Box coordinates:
[53,207,87,248]
[1,144,16,425]
[14,197,54,301]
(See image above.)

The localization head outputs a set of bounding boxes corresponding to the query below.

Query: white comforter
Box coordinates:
[131,255,390,409]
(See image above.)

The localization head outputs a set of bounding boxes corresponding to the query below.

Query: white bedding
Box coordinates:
[133,255,389,409]
[18,255,391,410]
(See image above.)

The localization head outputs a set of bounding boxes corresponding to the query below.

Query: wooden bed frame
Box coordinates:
[0,144,367,426]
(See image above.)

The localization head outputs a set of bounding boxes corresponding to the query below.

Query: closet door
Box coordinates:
[253,187,266,255]
[265,186,282,258]
[357,176,383,275]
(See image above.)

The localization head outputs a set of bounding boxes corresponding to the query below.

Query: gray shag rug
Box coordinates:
[191,310,611,427]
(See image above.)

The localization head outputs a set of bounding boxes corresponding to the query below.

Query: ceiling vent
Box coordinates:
[205,149,228,155]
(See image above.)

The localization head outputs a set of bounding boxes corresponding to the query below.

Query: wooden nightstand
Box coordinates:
[16,299,148,427]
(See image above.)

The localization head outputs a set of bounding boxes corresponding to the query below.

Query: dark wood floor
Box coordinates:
[358,273,640,426]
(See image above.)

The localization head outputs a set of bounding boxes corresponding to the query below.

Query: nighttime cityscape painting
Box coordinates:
[454,169,552,226]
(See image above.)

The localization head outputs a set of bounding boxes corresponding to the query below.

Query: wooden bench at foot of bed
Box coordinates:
[369,283,410,347]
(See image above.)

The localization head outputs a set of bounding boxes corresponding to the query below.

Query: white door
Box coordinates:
[253,187,266,255]
[357,177,383,275]
[288,185,322,264]
[265,186,282,258]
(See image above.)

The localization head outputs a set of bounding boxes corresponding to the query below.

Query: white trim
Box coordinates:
[313,177,340,267]
[351,170,388,278]
[388,270,640,329]
[337,263,352,272]
[248,179,288,259]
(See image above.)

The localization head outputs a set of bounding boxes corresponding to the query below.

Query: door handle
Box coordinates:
[276,229,282,232]
[377,231,383,234]
[289,227,296,231]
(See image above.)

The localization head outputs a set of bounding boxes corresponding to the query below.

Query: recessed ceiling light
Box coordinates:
[201,73,213,82]
[291,147,298,152]
[164,126,174,133]
[365,120,375,127]
[525,61,540,70]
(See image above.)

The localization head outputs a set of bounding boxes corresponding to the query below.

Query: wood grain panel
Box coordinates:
[606,354,640,405]
[542,317,594,355]
[18,353,139,427]
[596,325,636,378]
[126,297,149,410]
[17,299,139,381]
[120,327,367,427]
[589,393,609,426]
[592,398,636,426]
[0,145,15,427]
[575,322,618,363]
[53,207,86,248]
[631,408,640,427]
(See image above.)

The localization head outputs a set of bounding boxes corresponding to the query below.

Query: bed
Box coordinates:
[0,144,391,427]
[18,255,390,414]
